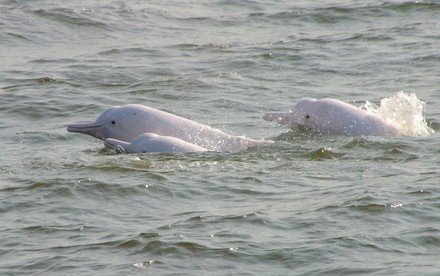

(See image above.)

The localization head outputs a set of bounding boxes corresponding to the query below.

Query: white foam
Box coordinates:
[361,92,434,137]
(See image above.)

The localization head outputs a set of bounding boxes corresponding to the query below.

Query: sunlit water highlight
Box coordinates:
[363,91,434,136]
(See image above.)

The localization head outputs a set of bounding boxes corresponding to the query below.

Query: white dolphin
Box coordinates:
[67,104,268,152]
[104,133,208,154]
[264,98,400,136]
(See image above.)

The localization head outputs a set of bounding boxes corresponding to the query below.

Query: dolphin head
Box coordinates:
[291,98,321,129]
[104,138,132,153]
[264,98,319,129]
[67,105,148,142]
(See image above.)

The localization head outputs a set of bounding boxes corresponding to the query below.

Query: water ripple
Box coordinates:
[1,0,439,275]
[33,8,110,30]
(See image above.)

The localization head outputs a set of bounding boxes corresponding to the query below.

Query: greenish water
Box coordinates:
[1,1,439,275]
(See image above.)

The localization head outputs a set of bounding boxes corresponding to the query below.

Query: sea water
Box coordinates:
[1,1,439,275]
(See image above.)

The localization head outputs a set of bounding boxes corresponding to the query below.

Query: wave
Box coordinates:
[361,92,435,136]
[33,8,110,30]
[253,1,439,24]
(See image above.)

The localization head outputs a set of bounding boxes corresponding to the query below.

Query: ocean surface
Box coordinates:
[1,0,439,275]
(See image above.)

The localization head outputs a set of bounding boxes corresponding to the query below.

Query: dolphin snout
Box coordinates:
[67,121,106,140]
[67,121,102,133]
[104,138,131,153]
[263,112,285,122]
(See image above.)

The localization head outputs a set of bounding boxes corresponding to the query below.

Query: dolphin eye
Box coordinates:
[305,114,310,119]
[111,120,116,125]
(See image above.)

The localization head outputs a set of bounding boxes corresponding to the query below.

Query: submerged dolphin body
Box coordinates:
[104,133,208,154]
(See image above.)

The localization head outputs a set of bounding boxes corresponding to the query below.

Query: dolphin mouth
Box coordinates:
[263,112,286,122]
[264,112,297,125]
[67,121,102,132]
[264,111,302,129]
[67,121,104,139]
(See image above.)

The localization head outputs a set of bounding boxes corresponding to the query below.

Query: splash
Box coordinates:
[361,92,434,136]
